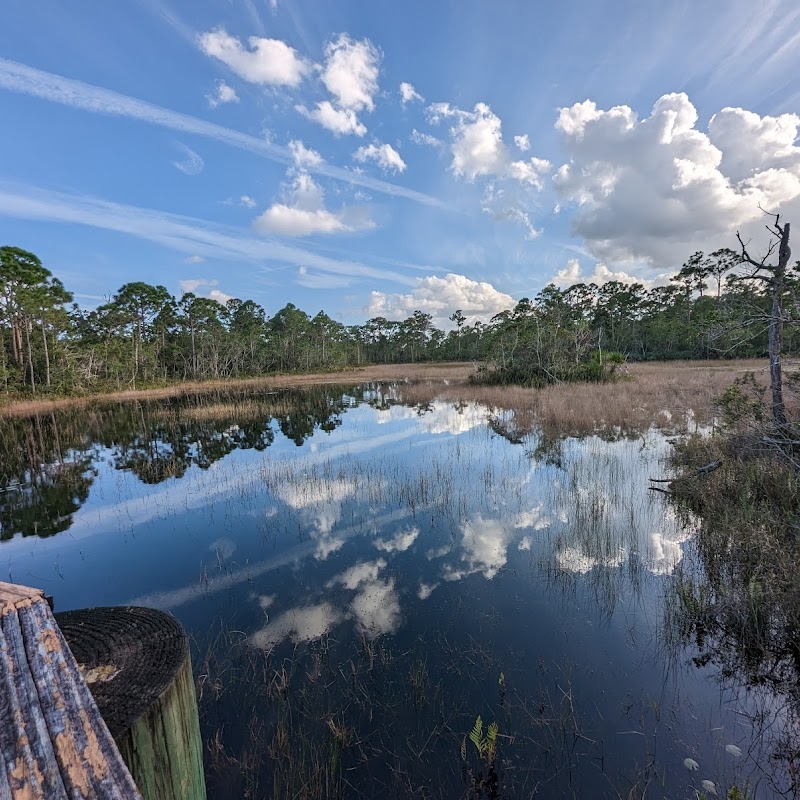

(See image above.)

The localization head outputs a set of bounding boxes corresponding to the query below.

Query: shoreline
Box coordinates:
[0,363,477,417]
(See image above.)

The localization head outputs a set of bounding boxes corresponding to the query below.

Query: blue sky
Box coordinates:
[1,0,800,326]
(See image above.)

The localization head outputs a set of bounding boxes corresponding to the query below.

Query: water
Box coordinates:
[0,384,769,798]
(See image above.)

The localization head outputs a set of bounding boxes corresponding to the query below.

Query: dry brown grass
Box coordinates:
[0,363,475,418]
[396,359,791,437]
[3,359,793,435]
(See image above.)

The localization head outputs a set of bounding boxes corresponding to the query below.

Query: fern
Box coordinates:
[469,716,484,753]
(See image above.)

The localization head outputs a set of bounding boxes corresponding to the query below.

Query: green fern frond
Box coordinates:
[469,716,484,751]
[487,721,498,743]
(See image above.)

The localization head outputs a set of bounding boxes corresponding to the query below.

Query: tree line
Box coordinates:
[1,244,799,395]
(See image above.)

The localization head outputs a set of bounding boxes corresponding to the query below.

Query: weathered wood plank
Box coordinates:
[18,599,142,799]
[0,581,142,800]
[0,605,68,799]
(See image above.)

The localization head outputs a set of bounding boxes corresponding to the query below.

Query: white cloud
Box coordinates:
[400,81,423,105]
[481,183,541,239]
[178,278,234,305]
[450,103,507,180]
[556,546,626,574]
[551,258,651,287]
[172,143,204,175]
[0,58,442,206]
[207,80,239,108]
[296,266,354,289]
[198,29,309,87]
[239,195,256,208]
[514,134,530,152]
[250,602,343,649]
[374,527,418,553]
[411,129,442,147]
[327,558,387,590]
[184,254,204,264]
[417,582,439,600]
[288,139,323,167]
[366,272,514,328]
[444,514,510,580]
[296,101,367,136]
[553,92,800,267]
[350,578,400,638]
[507,157,551,189]
[0,182,415,284]
[321,34,380,111]
[353,142,406,173]
[254,171,373,236]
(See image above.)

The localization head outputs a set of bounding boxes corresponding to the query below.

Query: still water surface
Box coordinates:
[0,384,766,798]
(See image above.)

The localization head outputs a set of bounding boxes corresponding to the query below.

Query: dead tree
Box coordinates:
[736,212,792,430]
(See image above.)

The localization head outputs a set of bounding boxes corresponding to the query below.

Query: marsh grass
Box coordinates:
[192,615,635,799]
[663,379,800,797]
[394,360,775,438]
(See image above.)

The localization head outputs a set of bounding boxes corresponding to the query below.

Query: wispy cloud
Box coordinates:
[0,182,418,285]
[172,142,204,175]
[0,58,445,208]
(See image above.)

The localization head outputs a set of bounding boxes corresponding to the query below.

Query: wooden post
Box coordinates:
[56,606,206,800]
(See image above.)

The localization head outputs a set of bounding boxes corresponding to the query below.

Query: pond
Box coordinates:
[0,383,776,798]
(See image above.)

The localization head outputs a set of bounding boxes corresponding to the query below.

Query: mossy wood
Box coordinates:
[0,580,142,799]
[56,606,206,800]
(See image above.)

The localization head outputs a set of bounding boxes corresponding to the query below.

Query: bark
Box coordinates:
[41,319,51,387]
[770,221,790,429]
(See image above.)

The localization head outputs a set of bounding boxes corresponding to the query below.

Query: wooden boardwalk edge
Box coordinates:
[0,581,142,799]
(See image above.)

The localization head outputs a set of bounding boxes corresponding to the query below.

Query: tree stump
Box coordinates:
[56,606,206,800]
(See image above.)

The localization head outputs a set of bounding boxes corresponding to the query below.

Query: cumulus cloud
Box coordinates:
[553,92,800,267]
[366,272,514,328]
[353,142,406,173]
[250,602,343,649]
[239,195,256,208]
[444,514,510,581]
[198,29,309,87]
[514,134,530,152]
[295,35,380,137]
[254,171,373,236]
[351,578,400,638]
[172,143,204,175]
[429,102,550,186]
[296,101,367,136]
[207,80,239,108]
[507,157,552,189]
[374,527,418,553]
[322,34,380,111]
[178,278,233,305]
[327,559,387,590]
[289,139,323,167]
[449,103,506,180]
[400,81,423,105]
[551,258,651,287]
[417,582,438,600]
